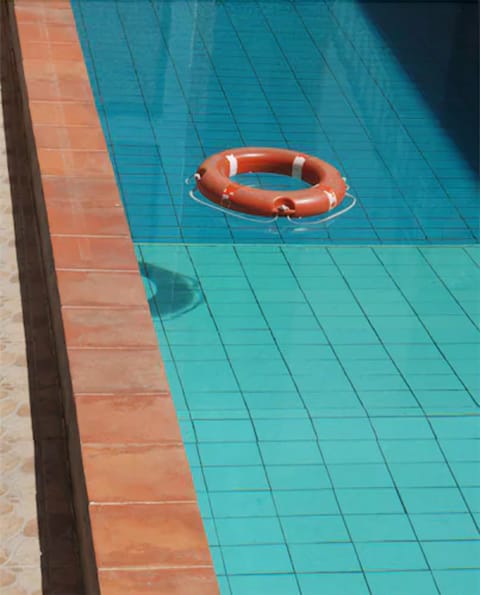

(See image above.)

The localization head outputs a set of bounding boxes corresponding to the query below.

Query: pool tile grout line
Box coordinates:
[9,1,219,593]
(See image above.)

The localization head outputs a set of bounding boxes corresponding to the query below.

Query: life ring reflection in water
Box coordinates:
[192,147,351,220]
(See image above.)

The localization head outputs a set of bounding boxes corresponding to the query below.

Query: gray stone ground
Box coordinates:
[0,83,42,594]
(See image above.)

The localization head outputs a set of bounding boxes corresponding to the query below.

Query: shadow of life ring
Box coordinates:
[194,147,347,218]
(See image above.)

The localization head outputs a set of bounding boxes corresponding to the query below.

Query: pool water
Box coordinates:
[73,1,479,593]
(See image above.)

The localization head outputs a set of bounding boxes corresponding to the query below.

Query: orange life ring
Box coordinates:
[194,147,347,218]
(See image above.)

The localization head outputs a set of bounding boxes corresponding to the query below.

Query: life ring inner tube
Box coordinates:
[194,147,347,218]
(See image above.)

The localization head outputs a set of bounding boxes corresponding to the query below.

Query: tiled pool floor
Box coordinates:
[138,243,480,594]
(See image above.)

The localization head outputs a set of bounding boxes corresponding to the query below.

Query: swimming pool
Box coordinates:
[73,1,479,593]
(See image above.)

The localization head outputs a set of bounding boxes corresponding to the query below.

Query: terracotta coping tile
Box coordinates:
[56,271,147,308]
[21,41,85,61]
[28,78,94,102]
[82,444,197,503]
[22,58,89,82]
[46,203,128,236]
[75,395,183,444]
[16,4,76,26]
[98,568,219,595]
[38,148,112,177]
[51,236,138,271]
[42,178,121,207]
[14,22,78,44]
[29,101,100,127]
[62,308,159,349]
[68,348,169,395]
[75,393,182,444]
[33,126,106,150]
[11,0,218,590]
[90,503,213,568]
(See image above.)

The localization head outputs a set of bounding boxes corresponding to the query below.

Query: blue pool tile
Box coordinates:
[190,466,206,493]
[218,328,275,345]
[372,417,434,440]
[333,344,389,361]
[357,541,428,571]
[302,389,364,414]
[281,515,349,543]
[382,440,445,463]
[254,418,316,441]
[411,513,479,540]
[202,518,219,547]
[183,443,200,467]
[357,389,420,410]
[229,574,300,595]
[266,464,331,490]
[243,391,305,412]
[328,463,394,488]
[210,491,276,518]
[238,373,298,393]
[450,461,480,487]
[172,344,226,361]
[293,369,353,392]
[216,576,231,595]
[431,416,480,439]
[196,492,212,519]
[366,571,438,595]
[222,543,293,574]
[320,440,384,464]
[400,487,468,514]
[415,390,478,413]
[406,374,465,391]
[322,324,379,345]
[184,392,242,415]
[226,344,282,361]
[274,489,339,516]
[290,542,360,573]
[439,439,480,462]
[389,462,456,487]
[351,373,409,392]
[215,516,284,546]
[179,419,195,443]
[336,488,404,514]
[346,514,415,542]
[209,546,225,575]
[260,441,323,465]
[198,442,262,467]
[434,570,480,595]
[204,466,269,491]
[194,420,255,443]
[424,540,480,570]
[314,417,375,441]
[298,572,369,595]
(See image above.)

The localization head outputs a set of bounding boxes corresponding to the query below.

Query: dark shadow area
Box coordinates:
[360,0,479,172]
[142,263,203,319]
[1,14,84,595]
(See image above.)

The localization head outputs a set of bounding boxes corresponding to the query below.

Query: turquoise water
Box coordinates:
[73,1,479,593]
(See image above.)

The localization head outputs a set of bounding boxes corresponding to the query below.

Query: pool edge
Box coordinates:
[7,1,219,593]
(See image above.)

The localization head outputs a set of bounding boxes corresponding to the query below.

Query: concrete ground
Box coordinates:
[0,82,42,594]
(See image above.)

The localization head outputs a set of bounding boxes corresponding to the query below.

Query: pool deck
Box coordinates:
[2,0,218,593]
